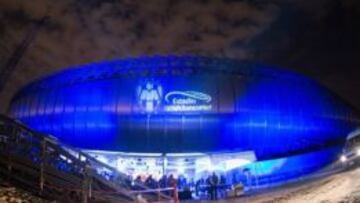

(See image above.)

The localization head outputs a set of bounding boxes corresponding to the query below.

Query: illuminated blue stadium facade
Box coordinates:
[8,56,360,185]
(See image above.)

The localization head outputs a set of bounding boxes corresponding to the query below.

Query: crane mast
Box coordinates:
[0,16,49,93]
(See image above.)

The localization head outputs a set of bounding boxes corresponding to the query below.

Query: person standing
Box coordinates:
[220,174,227,198]
[210,172,219,200]
[168,174,179,202]
[134,175,143,190]
[159,175,167,188]
[145,175,156,188]
[195,177,204,197]
[206,175,212,199]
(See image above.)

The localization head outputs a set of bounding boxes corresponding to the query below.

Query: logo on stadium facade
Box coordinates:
[137,80,163,113]
[137,79,212,113]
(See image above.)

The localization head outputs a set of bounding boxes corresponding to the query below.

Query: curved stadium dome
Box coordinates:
[8,56,360,184]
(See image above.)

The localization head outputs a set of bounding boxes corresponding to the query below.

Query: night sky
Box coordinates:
[0,0,359,113]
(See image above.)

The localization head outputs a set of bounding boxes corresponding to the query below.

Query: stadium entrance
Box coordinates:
[85,150,256,181]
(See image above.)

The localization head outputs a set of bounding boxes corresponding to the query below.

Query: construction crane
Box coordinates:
[0,16,49,93]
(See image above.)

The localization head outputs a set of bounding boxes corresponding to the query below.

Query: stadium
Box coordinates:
[8,55,360,187]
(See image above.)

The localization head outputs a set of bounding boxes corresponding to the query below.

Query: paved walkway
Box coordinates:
[181,168,360,203]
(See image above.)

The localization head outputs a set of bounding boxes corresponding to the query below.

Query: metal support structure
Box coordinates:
[6,126,16,183]
[0,16,49,93]
[39,138,46,194]
[162,153,167,176]
[88,176,93,199]
[82,164,90,203]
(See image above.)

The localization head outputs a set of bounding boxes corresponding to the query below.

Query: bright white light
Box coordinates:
[208,164,215,172]
[225,159,252,171]
[97,155,108,164]
[357,149,360,156]
[177,166,185,174]
[340,155,347,162]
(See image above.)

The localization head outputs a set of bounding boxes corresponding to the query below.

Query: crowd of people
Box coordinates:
[125,172,234,200]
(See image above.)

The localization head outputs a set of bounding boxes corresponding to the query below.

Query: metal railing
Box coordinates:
[0,114,174,202]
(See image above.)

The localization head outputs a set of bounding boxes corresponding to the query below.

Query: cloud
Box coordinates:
[0,0,359,112]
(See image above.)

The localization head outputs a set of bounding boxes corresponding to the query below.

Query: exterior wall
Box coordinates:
[8,56,360,161]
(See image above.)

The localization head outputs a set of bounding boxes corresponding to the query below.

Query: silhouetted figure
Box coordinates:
[125,175,133,188]
[220,174,227,198]
[167,174,178,199]
[206,175,212,199]
[159,175,167,188]
[232,172,238,185]
[168,174,177,188]
[134,175,143,190]
[209,172,219,200]
[195,178,205,196]
[177,175,187,189]
[145,175,157,188]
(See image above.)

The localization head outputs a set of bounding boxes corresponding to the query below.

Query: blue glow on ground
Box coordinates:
[229,146,340,186]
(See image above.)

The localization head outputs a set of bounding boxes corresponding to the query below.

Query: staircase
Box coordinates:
[0,114,173,202]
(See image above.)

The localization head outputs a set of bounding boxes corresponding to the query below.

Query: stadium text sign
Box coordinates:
[137,80,212,113]
[164,91,212,112]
